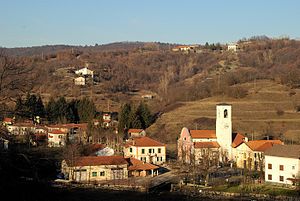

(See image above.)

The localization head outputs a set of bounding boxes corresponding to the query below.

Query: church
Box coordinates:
[177,103,283,169]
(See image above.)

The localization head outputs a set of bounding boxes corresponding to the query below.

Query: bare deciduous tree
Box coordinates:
[0,50,34,102]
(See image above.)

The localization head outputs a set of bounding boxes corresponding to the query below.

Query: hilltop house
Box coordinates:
[227,43,239,52]
[6,122,35,135]
[124,136,166,165]
[75,67,94,78]
[74,76,85,86]
[265,144,300,185]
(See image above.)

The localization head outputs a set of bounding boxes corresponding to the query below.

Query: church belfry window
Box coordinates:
[224,109,228,118]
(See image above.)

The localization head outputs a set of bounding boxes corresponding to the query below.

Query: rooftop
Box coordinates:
[126,157,159,171]
[265,144,300,159]
[126,136,165,147]
[128,129,144,133]
[190,130,216,139]
[194,141,220,149]
[71,156,128,167]
[246,140,283,152]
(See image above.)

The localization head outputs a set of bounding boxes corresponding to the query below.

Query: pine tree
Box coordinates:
[14,96,26,119]
[77,97,96,122]
[35,95,45,118]
[118,103,132,133]
[136,102,152,129]
[56,97,68,123]
[46,97,58,123]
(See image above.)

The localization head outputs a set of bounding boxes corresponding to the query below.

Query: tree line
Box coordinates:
[118,102,153,134]
[14,94,96,124]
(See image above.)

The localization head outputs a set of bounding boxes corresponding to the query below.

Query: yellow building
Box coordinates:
[124,136,166,165]
[233,140,283,170]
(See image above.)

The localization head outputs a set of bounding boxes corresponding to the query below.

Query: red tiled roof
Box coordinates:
[190,130,216,139]
[128,129,144,133]
[126,136,165,147]
[194,141,220,149]
[3,117,13,122]
[49,129,67,135]
[72,156,128,167]
[231,133,245,148]
[246,140,283,152]
[126,157,159,171]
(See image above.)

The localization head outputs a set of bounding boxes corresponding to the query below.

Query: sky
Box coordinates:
[0,0,300,47]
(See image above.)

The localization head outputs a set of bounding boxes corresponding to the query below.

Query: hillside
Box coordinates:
[147,79,300,145]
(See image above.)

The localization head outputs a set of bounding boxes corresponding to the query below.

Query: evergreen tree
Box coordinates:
[46,97,58,123]
[118,103,132,133]
[136,102,152,129]
[66,99,80,123]
[77,97,96,122]
[14,96,26,118]
[56,97,68,123]
[35,95,45,118]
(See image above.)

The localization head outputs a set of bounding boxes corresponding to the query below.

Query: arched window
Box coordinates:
[224,109,228,118]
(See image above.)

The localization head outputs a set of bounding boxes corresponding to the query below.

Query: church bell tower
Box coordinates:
[216,103,232,160]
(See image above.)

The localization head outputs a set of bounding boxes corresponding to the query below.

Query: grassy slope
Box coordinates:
[147,80,300,147]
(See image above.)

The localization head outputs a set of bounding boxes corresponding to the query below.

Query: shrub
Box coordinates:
[227,86,248,99]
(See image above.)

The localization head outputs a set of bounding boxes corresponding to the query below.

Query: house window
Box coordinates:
[224,109,228,118]
[160,157,163,161]
[158,148,161,153]
[157,157,159,161]
[279,176,284,182]
[268,174,272,180]
[149,149,152,153]
[292,165,295,170]
[58,135,63,139]
[142,149,145,154]
[279,165,284,171]
[268,163,272,169]
[130,148,132,153]
[92,172,97,177]
[254,153,257,158]
[100,171,105,176]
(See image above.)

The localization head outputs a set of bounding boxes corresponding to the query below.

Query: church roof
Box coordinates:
[194,141,220,149]
[231,133,245,148]
[190,130,216,139]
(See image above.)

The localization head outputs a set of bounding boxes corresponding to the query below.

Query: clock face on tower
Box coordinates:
[224,123,229,129]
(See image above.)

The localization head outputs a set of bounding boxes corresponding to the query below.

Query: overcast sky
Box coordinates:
[1,0,300,47]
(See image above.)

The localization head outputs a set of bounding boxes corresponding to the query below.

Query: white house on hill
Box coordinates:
[75,67,94,78]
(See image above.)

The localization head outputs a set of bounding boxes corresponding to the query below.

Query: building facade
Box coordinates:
[265,145,300,185]
[124,136,166,165]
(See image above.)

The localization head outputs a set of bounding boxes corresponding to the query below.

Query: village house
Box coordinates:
[124,136,166,165]
[2,117,14,126]
[46,123,87,143]
[127,157,159,177]
[6,122,35,135]
[127,128,146,139]
[227,43,239,52]
[265,144,300,185]
[172,45,199,53]
[48,129,67,147]
[61,156,128,182]
[74,76,85,86]
[102,113,112,128]
[61,155,160,183]
[75,66,94,78]
[233,139,283,170]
